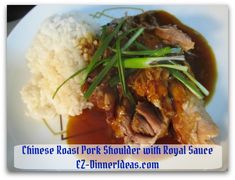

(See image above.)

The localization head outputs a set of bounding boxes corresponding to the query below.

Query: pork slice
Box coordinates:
[131,113,155,136]
[131,101,164,137]
[112,98,161,144]
[128,68,175,137]
[124,11,195,51]
[89,83,116,112]
[135,102,162,134]
[155,25,195,51]
[169,80,219,144]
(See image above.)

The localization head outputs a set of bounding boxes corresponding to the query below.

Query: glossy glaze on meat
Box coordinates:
[84,10,219,145]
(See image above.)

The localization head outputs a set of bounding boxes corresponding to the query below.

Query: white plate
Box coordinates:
[7,5,228,168]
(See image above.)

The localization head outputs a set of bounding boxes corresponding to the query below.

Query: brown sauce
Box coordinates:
[67,10,217,145]
[66,107,123,144]
[153,10,217,103]
[156,135,180,144]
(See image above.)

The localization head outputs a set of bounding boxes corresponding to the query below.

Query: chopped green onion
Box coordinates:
[116,39,127,95]
[121,47,182,56]
[52,20,125,99]
[169,60,209,96]
[119,27,139,40]
[126,90,136,110]
[52,67,87,99]
[82,19,125,84]
[109,75,120,87]
[169,69,204,99]
[90,7,144,19]
[102,7,144,13]
[133,41,149,50]
[84,27,144,99]
[91,12,116,20]
[42,118,66,135]
[99,26,108,40]
[109,69,136,87]
[184,71,209,96]
[155,64,188,71]
[84,55,117,99]
[122,27,144,50]
[52,58,109,99]
[122,56,185,68]
[110,47,182,56]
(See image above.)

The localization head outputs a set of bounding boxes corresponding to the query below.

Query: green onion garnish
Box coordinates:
[109,75,120,87]
[99,26,108,41]
[122,56,185,69]
[121,47,182,56]
[133,41,149,50]
[52,58,109,99]
[169,60,209,96]
[122,27,144,50]
[119,27,139,40]
[109,69,136,87]
[84,55,117,99]
[52,19,125,99]
[82,19,125,83]
[126,90,136,110]
[183,71,209,96]
[53,16,209,102]
[90,7,144,20]
[168,69,204,99]
[83,27,145,99]
[154,64,188,71]
[52,67,87,99]
[116,39,127,95]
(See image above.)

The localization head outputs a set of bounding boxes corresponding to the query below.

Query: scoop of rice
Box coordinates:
[21,13,98,121]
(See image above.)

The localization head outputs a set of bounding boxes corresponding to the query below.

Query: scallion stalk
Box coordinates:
[82,19,125,84]
[52,67,87,99]
[133,41,149,50]
[84,55,117,99]
[122,27,144,50]
[111,47,182,57]
[154,64,188,71]
[184,71,209,96]
[84,27,145,99]
[116,39,127,95]
[52,58,109,99]
[122,47,182,56]
[119,27,139,40]
[126,90,136,110]
[109,75,119,87]
[52,20,125,99]
[169,60,209,96]
[109,69,136,87]
[123,56,185,68]
[168,69,204,99]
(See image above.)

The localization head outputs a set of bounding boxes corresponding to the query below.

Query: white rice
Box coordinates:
[21,13,98,121]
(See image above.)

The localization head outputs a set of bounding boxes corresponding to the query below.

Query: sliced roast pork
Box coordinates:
[169,81,219,144]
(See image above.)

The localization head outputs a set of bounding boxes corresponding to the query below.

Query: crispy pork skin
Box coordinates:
[169,81,219,144]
